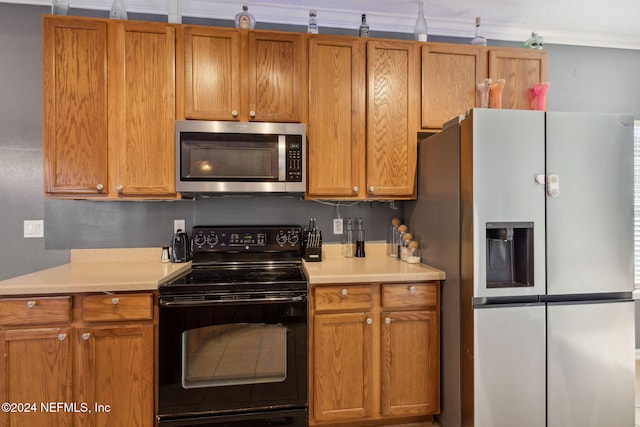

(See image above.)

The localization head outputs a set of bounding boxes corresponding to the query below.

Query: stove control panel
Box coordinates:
[191,226,302,252]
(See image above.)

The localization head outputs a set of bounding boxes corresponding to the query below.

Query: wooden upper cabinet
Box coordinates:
[179,27,304,122]
[307,36,365,198]
[248,31,304,122]
[366,40,419,198]
[43,16,108,196]
[488,48,548,110]
[421,43,484,130]
[108,21,176,197]
[180,26,240,120]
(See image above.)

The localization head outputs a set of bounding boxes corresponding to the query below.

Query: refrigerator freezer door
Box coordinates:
[468,109,546,298]
[474,304,546,427]
[545,112,634,295]
[547,300,635,427]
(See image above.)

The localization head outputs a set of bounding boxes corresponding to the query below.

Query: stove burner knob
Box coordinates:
[193,234,207,247]
[288,233,299,245]
[206,233,219,247]
[275,233,288,246]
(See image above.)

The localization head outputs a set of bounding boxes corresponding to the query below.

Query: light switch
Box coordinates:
[24,220,44,238]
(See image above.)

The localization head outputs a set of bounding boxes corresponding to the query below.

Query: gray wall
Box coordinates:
[1,4,640,306]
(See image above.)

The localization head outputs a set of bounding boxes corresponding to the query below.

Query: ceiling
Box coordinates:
[7,0,640,50]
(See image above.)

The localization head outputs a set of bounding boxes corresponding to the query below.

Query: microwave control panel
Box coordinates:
[286,136,303,182]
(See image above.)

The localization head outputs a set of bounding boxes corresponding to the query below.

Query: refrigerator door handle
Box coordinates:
[547,174,560,197]
[535,174,546,185]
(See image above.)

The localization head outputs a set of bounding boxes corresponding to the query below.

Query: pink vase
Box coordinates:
[476,78,491,108]
[531,82,550,110]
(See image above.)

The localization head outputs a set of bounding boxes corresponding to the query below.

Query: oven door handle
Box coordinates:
[159,294,307,307]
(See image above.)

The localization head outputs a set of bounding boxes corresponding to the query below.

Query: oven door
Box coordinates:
[157,292,308,421]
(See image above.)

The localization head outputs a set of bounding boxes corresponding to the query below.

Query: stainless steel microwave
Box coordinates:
[176,121,306,195]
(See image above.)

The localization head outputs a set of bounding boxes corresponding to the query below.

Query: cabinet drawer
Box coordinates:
[81,293,153,321]
[0,296,71,326]
[314,285,372,312]
[381,283,437,309]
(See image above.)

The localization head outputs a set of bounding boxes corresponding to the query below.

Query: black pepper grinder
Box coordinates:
[355,217,366,257]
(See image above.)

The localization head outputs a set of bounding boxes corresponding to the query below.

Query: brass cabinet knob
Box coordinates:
[26,300,36,308]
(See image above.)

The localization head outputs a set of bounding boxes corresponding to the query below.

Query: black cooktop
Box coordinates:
[160,226,308,295]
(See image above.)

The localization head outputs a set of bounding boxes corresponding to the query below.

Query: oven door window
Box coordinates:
[182,323,287,388]
[180,133,279,181]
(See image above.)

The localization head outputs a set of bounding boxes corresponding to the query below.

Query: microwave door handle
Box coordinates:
[278,135,286,181]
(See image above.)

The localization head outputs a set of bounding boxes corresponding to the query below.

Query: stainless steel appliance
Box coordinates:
[176,121,306,195]
[157,225,308,427]
[405,109,635,427]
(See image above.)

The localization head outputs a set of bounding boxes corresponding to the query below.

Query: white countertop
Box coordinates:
[0,248,191,296]
[303,243,446,284]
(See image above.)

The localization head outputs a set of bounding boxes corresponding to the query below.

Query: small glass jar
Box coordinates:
[406,241,421,264]
[400,232,413,261]
[389,217,401,257]
[396,224,408,259]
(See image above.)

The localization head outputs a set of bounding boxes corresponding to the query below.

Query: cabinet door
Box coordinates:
[43,17,108,196]
[488,48,548,110]
[366,40,419,198]
[76,324,154,427]
[181,26,241,120]
[380,310,439,416]
[0,328,73,427]
[307,36,365,198]
[312,312,373,422]
[421,43,484,129]
[109,21,176,197]
[248,31,303,122]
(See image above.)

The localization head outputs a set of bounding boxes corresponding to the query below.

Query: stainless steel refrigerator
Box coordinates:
[405,108,635,427]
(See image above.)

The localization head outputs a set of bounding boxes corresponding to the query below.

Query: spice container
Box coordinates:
[406,241,421,264]
[397,224,408,259]
[400,232,413,261]
[389,218,401,257]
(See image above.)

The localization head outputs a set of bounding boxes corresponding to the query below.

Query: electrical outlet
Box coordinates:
[333,218,343,234]
[24,220,44,238]
[174,219,185,233]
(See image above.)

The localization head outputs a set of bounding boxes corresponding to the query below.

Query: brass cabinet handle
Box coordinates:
[409,286,416,294]
[341,289,348,296]
[82,333,91,341]
[385,317,391,324]
[26,300,36,308]
[366,317,373,325]
[96,183,104,192]
[58,333,67,341]
[111,297,119,305]
[116,185,123,194]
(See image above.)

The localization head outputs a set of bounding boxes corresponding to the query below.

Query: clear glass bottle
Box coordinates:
[470,17,487,46]
[235,5,256,29]
[523,32,543,49]
[358,14,369,37]
[344,217,354,258]
[396,224,408,259]
[52,0,69,15]
[406,241,421,264]
[109,0,128,20]
[400,232,413,261]
[355,217,366,257]
[414,1,427,42]
[389,217,401,257]
[308,9,319,34]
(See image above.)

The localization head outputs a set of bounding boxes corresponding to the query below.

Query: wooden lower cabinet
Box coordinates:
[0,293,155,427]
[310,282,440,426]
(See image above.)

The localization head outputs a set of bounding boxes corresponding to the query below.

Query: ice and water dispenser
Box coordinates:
[485,222,534,288]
